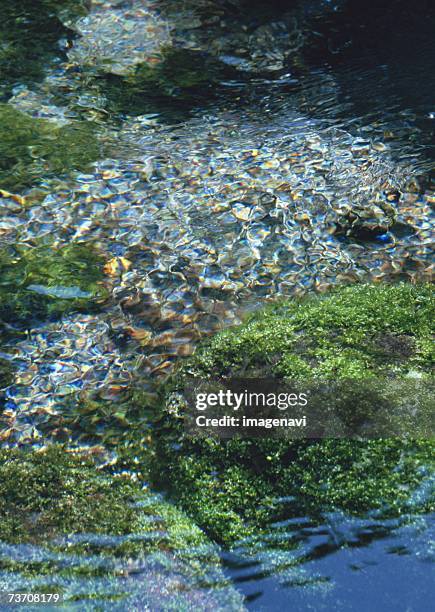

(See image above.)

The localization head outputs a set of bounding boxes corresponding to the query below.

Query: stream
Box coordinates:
[0,1,433,610]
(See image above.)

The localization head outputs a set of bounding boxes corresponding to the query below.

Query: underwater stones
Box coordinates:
[0,242,108,325]
[103,256,132,276]
[6,107,430,404]
[1,313,138,445]
[159,0,333,74]
[68,0,171,75]
[68,0,303,78]
[0,446,245,610]
[0,104,103,191]
[151,283,435,545]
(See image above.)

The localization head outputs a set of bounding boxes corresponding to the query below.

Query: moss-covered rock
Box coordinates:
[0,104,103,191]
[0,446,244,609]
[186,283,434,379]
[0,446,205,552]
[0,242,108,325]
[0,1,88,97]
[151,283,435,545]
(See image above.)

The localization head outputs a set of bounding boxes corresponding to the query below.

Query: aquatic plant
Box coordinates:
[97,47,239,117]
[0,0,88,97]
[0,242,108,325]
[0,104,103,191]
[151,283,435,545]
[0,446,206,552]
[0,446,245,609]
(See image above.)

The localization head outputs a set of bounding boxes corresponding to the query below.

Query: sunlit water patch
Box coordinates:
[1,97,433,443]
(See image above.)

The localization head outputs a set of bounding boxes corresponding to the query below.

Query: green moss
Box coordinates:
[0,1,88,97]
[0,446,246,609]
[0,354,14,409]
[151,283,435,545]
[187,282,434,379]
[0,242,108,325]
[98,47,238,118]
[0,104,103,191]
[0,446,207,553]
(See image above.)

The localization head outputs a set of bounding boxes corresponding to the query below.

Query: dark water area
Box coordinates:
[0,0,434,610]
[297,0,435,163]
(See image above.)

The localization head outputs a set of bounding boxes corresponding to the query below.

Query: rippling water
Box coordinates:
[224,512,435,611]
[0,0,434,609]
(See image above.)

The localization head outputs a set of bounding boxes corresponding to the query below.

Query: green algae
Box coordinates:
[150,283,435,545]
[0,1,88,98]
[0,446,207,554]
[97,47,239,118]
[0,242,108,325]
[0,446,246,610]
[0,104,103,191]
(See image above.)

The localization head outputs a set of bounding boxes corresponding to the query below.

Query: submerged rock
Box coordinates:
[0,445,245,610]
[0,104,105,191]
[67,0,171,75]
[99,46,240,117]
[151,283,435,545]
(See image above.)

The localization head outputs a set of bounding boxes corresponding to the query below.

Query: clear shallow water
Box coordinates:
[0,0,434,609]
[2,511,433,610]
[221,471,435,610]
[223,512,435,611]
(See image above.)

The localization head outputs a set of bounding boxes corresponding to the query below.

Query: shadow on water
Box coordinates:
[150,0,435,166]
[0,1,88,99]
[222,510,435,611]
[295,0,435,162]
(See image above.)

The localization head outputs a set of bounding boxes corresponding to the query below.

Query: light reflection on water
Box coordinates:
[223,511,435,611]
[1,510,433,610]
[0,1,434,609]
